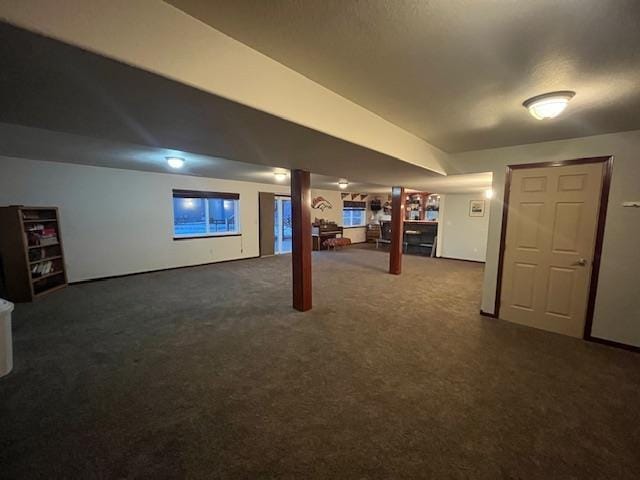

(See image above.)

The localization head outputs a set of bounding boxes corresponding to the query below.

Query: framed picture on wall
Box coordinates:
[469,200,485,217]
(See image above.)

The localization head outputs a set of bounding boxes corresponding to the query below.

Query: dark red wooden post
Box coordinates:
[389,186,405,275]
[291,169,312,311]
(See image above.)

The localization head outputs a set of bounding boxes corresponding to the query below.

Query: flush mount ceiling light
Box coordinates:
[523,91,575,120]
[166,156,185,169]
[484,189,494,199]
[338,179,349,190]
[273,171,287,182]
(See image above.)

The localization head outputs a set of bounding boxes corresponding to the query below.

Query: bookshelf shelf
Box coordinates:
[0,206,68,302]
[28,242,60,249]
[34,283,67,297]
[23,218,58,223]
[31,270,65,283]
[29,255,63,265]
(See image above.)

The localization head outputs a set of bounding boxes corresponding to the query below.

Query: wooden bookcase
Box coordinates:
[0,206,68,302]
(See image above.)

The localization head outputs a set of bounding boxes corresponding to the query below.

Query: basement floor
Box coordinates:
[1,245,639,479]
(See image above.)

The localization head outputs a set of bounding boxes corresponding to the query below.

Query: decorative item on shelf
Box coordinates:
[341,193,349,200]
[370,198,382,212]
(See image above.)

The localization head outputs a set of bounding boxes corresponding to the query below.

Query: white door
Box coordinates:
[500,162,605,338]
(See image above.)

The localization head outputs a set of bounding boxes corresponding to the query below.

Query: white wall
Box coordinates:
[448,129,640,347]
[310,189,368,243]
[438,193,490,262]
[0,156,289,282]
[0,157,372,283]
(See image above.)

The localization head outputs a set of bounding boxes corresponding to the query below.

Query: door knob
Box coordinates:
[572,258,587,266]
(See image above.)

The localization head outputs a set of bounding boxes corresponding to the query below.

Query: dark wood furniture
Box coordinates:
[0,206,68,302]
[312,222,344,251]
[376,221,407,252]
[379,220,437,256]
[404,222,438,256]
[366,223,381,243]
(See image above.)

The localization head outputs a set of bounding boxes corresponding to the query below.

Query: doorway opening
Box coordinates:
[274,196,292,254]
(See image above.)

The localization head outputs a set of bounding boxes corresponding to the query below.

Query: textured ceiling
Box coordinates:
[168,0,640,152]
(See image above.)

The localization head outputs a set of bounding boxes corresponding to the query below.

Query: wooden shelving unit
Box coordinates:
[0,206,68,302]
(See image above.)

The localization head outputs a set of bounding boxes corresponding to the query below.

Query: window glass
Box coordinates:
[173,191,240,237]
[207,198,238,233]
[173,197,206,236]
[343,209,365,227]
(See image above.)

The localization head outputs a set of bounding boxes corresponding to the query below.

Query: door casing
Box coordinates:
[494,156,614,340]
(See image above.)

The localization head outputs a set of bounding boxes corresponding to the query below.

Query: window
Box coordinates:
[173,190,240,238]
[426,194,440,222]
[343,200,366,227]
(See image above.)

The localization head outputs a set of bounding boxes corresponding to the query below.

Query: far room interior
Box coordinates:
[0,3,639,479]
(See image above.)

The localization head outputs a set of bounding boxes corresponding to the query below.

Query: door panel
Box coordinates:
[546,267,575,317]
[558,174,586,192]
[551,203,582,252]
[522,176,547,193]
[259,192,275,256]
[516,202,544,250]
[512,263,536,310]
[500,163,604,338]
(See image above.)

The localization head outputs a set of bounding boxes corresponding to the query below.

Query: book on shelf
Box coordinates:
[39,236,59,246]
[22,211,41,220]
[26,227,58,246]
[31,261,54,277]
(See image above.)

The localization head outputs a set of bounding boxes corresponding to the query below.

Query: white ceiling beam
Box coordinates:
[0,0,448,175]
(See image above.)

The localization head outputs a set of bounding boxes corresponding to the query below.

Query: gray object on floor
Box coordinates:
[1,246,639,479]
[0,298,13,377]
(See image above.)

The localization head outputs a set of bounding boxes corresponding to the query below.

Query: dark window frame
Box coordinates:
[172,189,241,240]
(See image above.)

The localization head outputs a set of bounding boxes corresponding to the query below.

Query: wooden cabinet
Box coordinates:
[366,223,381,243]
[0,206,68,302]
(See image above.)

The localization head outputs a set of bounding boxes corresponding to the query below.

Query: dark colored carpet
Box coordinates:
[1,245,638,479]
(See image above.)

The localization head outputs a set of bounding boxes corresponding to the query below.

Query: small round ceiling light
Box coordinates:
[523,91,575,120]
[274,171,287,182]
[166,156,185,169]
[338,179,349,190]
[484,189,494,199]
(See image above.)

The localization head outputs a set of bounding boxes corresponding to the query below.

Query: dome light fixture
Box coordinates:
[166,156,185,169]
[338,179,349,190]
[273,171,287,182]
[523,91,575,120]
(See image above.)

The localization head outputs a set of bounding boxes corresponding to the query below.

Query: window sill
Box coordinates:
[343,225,367,229]
[173,233,241,240]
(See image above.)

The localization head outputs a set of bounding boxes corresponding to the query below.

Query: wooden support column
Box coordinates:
[389,186,405,275]
[291,169,312,311]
